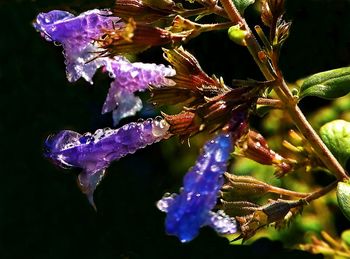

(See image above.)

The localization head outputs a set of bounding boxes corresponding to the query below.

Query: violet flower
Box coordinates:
[33,9,122,83]
[157,133,237,242]
[103,57,175,125]
[45,118,170,208]
[33,9,176,125]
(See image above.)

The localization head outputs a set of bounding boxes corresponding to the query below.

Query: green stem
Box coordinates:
[219,0,348,181]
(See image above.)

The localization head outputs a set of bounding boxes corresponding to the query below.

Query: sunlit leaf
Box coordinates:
[341,229,350,246]
[337,182,350,221]
[320,119,350,167]
[300,67,350,100]
[233,0,255,14]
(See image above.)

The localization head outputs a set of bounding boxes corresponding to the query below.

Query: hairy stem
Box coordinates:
[219,0,348,181]
[268,185,308,198]
[257,98,283,109]
[304,181,338,203]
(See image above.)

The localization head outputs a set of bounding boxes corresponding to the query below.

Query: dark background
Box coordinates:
[2,0,350,258]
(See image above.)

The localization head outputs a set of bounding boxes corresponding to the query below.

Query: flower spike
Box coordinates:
[157,133,236,242]
[45,118,170,208]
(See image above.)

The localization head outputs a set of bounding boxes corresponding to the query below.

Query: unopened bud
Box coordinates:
[228,25,248,46]
[237,130,293,176]
[221,173,271,201]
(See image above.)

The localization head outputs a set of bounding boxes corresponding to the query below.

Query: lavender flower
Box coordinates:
[34,10,176,125]
[157,133,235,242]
[33,9,122,83]
[45,118,170,207]
[103,57,175,125]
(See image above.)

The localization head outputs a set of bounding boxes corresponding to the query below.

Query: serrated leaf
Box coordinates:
[320,120,350,167]
[337,182,350,221]
[300,67,350,100]
[233,0,255,14]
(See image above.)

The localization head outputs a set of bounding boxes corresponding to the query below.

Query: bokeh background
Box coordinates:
[2,0,350,258]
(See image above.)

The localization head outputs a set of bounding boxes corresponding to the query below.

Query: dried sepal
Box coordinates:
[196,88,256,133]
[274,206,303,230]
[168,15,211,41]
[236,199,304,241]
[260,0,291,52]
[100,19,190,56]
[162,111,200,140]
[221,173,273,201]
[261,0,285,29]
[113,0,179,23]
[162,47,223,90]
[218,200,259,217]
[274,17,291,46]
[236,130,293,176]
[150,86,202,107]
[154,47,266,139]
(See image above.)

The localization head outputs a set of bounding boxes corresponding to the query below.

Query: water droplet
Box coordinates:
[156,194,175,212]
[215,149,224,162]
[53,41,61,46]
[210,164,220,172]
[122,124,129,131]
[155,115,163,122]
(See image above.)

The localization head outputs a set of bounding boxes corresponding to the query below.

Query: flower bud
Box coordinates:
[221,174,271,201]
[237,130,293,176]
[228,25,248,46]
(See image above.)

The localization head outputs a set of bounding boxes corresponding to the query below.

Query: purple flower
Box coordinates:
[157,133,235,242]
[34,10,176,125]
[103,57,175,125]
[45,118,170,208]
[33,9,122,83]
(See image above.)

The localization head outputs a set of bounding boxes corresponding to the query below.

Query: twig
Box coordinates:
[219,0,349,181]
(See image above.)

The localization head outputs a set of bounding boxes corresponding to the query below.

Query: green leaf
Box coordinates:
[337,182,350,221]
[320,120,350,167]
[255,105,272,117]
[341,229,350,246]
[300,67,350,100]
[233,0,255,15]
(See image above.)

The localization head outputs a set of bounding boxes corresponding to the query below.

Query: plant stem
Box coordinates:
[257,98,283,109]
[268,185,308,198]
[219,0,348,181]
[304,181,338,203]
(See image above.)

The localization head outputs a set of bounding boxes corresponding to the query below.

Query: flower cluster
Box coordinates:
[33,9,175,125]
[34,1,292,244]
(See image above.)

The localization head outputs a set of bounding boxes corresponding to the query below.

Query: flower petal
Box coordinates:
[45,118,170,207]
[207,210,237,235]
[102,56,175,124]
[158,133,233,242]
